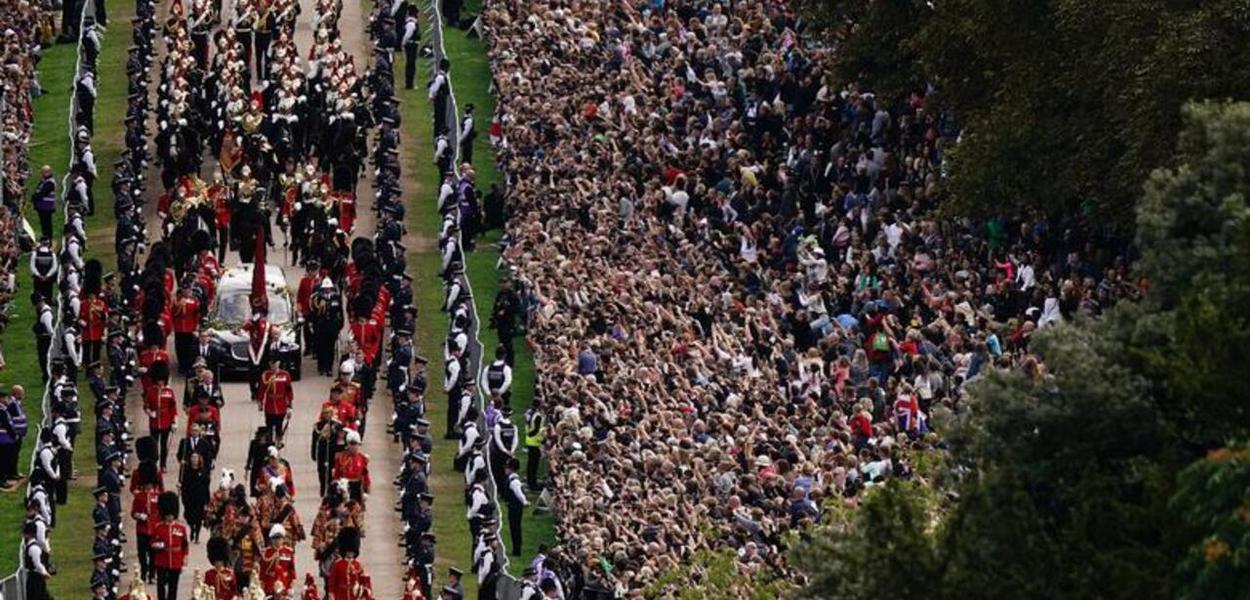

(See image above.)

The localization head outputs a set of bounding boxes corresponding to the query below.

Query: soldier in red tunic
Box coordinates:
[323,386,359,432]
[172,283,202,375]
[204,537,237,599]
[243,308,275,397]
[327,527,364,600]
[144,362,178,471]
[79,267,109,366]
[297,259,323,354]
[259,356,294,445]
[332,430,370,502]
[260,524,298,596]
[302,573,322,600]
[149,492,189,600]
[131,478,162,583]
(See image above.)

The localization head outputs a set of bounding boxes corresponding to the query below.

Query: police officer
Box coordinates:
[459,103,476,164]
[31,429,61,505]
[481,346,512,405]
[50,404,74,505]
[476,533,502,600]
[434,133,453,179]
[23,521,53,600]
[523,402,545,489]
[504,459,528,556]
[466,469,493,540]
[401,5,419,89]
[428,59,451,136]
[32,241,60,311]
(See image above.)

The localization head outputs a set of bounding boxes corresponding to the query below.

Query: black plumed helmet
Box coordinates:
[158,491,180,519]
[207,537,230,564]
[337,527,361,556]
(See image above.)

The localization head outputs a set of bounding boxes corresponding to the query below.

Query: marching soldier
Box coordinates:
[310,278,344,376]
[172,282,202,375]
[328,528,365,600]
[204,537,237,598]
[332,430,371,502]
[149,492,189,599]
[259,356,294,446]
[311,406,343,496]
[260,524,297,596]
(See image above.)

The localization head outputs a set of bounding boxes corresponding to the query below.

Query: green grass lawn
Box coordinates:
[0,12,133,590]
[397,14,482,597]
[0,33,80,576]
[435,0,557,575]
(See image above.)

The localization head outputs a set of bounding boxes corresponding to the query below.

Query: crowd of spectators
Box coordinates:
[480,0,1142,595]
[0,0,54,327]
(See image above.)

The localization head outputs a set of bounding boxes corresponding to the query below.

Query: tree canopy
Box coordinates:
[800,0,1250,229]
[795,101,1250,599]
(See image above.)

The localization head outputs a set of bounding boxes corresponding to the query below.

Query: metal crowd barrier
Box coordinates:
[0,1,97,596]
[424,2,526,598]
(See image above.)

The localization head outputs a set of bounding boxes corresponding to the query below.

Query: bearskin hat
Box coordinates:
[135,436,158,462]
[352,294,374,319]
[207,537,230,565]
[84,259,103,296]
[142,294,166,320]
[142,322,165,347]
[337,527,361,556]
[191,229,213,255]
[137,459,161,486]
[148,360,170,384]
[158,491,180,519]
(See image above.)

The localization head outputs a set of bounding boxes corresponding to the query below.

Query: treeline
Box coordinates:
[796,0,1250,231]
[786,0,1250,596]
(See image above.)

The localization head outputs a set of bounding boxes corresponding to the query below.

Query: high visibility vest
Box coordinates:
[524,411,544,448]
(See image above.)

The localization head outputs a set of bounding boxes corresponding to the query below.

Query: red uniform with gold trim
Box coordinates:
[338,381,362,409]
[332,191,356,233]
[260,368,294,416]
[149,520,190,570]
[130,489,160,536]
[211,184,231,230]
[138,347,171,393]
[322,399,357,430]
[349,318,382,366]
[260,544,297,595]
[173,296,201,334]
[205,564,238,599]
[327,557,365,600]
[332,452,370,494]
[297,270,322,316]
[79,293,108,341]
[244,318,275,364]
[145,385,178,432]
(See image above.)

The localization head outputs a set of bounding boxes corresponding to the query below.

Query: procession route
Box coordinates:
[124,0,404,595]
